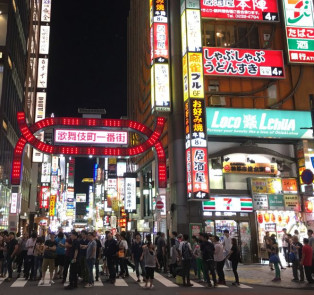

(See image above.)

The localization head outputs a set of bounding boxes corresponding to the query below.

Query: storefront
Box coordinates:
[200,107,313,263]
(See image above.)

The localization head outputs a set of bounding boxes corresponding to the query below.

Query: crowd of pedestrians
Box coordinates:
[0,227,313,289]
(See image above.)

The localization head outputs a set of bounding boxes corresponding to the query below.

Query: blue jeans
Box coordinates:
[134,258,146,278]
[86,258,95,284]
[34,256,43,279]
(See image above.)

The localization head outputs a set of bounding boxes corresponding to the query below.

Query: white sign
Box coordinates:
[159,194,167,216]
[124,177,136,211]
[37,58,48,88]
[39,25,50,55]
[41,162,51,183]
[10,193,18,214]
[76,193,86,202]
[51,156,58,175]
[54,129,128,145]
[117,161,127,177]
[35,92,46,122]
[186,9,202,52]
[253,194,269,210]
[41,0,52,22]
[153,64,171,111]
[32,132,44,162]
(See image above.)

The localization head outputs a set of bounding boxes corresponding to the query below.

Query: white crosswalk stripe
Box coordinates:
[189,280,204,287]
[154,272,179,287]
[238,283,253,289]
[114,278,128,286]
[11,278,28,287]
[129,272,146,288]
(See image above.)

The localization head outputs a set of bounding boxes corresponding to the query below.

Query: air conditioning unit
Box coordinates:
[209,96,226,106]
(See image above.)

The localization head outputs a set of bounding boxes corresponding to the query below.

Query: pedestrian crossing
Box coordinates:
[0,273,253,289]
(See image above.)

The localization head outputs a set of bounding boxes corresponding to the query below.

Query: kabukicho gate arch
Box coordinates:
[10,112,167,231]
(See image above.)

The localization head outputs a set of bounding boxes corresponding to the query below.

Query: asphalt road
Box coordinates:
[0,273,312,295]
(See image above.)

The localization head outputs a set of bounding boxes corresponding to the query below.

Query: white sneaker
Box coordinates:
[84,283,93,288]
[49,280,55,284]
[40,281,45,285]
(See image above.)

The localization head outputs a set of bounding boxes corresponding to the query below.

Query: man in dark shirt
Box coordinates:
[93,231,102,281]
[5,232,18,281]
[62,234,72,284]
[65,231,79,290]
[157,233,166,272]
[104,232,118,284]
[132,233,146,282]
[79,230,89,283]
[199,233,217,288]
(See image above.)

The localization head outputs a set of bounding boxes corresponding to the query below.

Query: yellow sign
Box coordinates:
[223,162,278,175]
[182,54,188,101]
[82,178,94,183]
[284,195,300,211]
[108,158,117,165]
[188,52,204,98]
[112,198,119,212]
[49,195,56,216]
[266,178,282,194]
[251,178,268,194]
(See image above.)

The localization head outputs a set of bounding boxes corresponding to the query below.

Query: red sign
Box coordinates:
[153,22,169,62]
[203,47,285,78]
[200,0,279,22]
[156,200,164,210]
[189,147,209,199]
[40,186,50,209]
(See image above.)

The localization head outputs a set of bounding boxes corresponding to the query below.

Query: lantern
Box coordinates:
[305,200,313,213]
[271,213,276,222]
[264,213,270,222]
[278,215,282,223]
[257,213,263,224]
[285,215,290,224]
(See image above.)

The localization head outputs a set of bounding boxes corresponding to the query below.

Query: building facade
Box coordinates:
[128,0,314,262]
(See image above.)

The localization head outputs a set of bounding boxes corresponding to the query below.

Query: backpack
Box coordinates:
[182,242,193,260]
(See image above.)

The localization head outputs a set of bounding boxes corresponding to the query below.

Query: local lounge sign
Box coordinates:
[206,108,312,139]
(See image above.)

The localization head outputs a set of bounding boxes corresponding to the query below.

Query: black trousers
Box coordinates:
[232,260,239,283]
[107,256,116,280]
[304,265,314,283]
[63,256,71,281]
[182,259,191,283]
[203,259,217,285]
[17,250,27,274]
[216,260,225,283]
[69,261,78,287]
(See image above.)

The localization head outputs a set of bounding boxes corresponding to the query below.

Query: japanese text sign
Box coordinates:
[187,147,209,199]
[49,195,56,216]
[124,176,136,212]
[282,0,314,63]
[268,194,285,210]
[37,58,48,88]
[223,162,278,175]
[284,194,300,211]
[152,23,169,62]
[39,25,50,55]
[10,193,18,214]
[152,64,171,111]
[188,53,205,98]
[200,0,279,21]
[282,178,298,194]
[189,99,207,147]
[41,0,52,22]
[54,129,128,145]
[251,178,268,193]
[253,194,269,210]
[206,108,313,139]
[40,186,50,209]
[203,47,285,78]
[152,0,168,23]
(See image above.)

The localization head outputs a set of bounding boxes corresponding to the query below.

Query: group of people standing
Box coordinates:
[264,229,314,284]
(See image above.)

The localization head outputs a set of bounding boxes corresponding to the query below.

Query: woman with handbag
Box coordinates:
[40,232,57,285]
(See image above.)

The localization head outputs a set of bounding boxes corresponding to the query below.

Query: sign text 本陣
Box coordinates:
[54,129,128,145]
[200,0,279,21]
[206,108,312,139]
[282,0,314,63]
[203,47,285,78]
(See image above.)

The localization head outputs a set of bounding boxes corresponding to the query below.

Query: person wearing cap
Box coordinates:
[40,232,57,285]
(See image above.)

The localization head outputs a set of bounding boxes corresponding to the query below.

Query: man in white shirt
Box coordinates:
[222,230,232,270]
[282,228,289,267]
[213,236,226,285]
[25,232,37,280]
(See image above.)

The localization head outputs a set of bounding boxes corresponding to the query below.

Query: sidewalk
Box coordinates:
[221,264,314,290]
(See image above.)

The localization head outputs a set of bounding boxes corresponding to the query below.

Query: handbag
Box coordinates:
[289,252,296,262]
[269,254,280,264]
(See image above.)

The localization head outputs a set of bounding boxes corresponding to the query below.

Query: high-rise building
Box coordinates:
[128,0,314,262]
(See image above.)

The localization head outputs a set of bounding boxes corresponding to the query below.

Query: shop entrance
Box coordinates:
[204,215,253,263]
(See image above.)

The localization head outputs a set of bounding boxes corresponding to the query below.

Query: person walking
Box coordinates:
[222,230,232,271]
[132,232,146,282]
[156,232,167,273]
[79,230,89,284]
[179,234,193,287]
[282,228,290,267]
[227,238,241,286]
[25,232,37,280]
[290,235,305,282]
[300,238,314,284]
[270,239,281,281]
[4,232,18,282]
[40,232,57,285]
[33,237,44,280]
[104,232,118,284]
[116,233,128,277]
[213,236,225,285]
[62,234,72,284]
[65,231,80,290]
[54,231,66,280]
[93,231,102,281]
[16,233,28,278]
[85,232,96,288]
[198,233,217,288]
[192,236,203,282]
[142,242,159,289]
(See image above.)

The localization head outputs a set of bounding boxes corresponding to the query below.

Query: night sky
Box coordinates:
[47,0,130,119]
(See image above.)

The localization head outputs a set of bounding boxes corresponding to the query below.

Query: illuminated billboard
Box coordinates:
[54,129,128,145]
[203,47,285,78]
[200,0,279,21]
[282,0,314,63]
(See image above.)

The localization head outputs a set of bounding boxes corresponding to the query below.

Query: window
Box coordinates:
[203,22,259,49]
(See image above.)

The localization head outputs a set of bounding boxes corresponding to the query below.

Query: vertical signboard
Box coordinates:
[150,0,171,112]
[181,0,209,199]
[124,173,137,212]
[282,0,314,63]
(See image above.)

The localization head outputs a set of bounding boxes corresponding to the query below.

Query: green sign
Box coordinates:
[268,194,285,210]
[206,108,312,139]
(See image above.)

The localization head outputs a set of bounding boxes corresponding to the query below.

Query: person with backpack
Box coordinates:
[179,234,193,287]
[198,232,217,288]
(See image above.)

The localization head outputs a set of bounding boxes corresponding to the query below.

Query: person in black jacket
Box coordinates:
[198,233,217,288]
[226,238,240,286]
[104,232,118,284]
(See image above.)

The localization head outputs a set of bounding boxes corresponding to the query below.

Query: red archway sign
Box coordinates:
[11,112,167,188]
